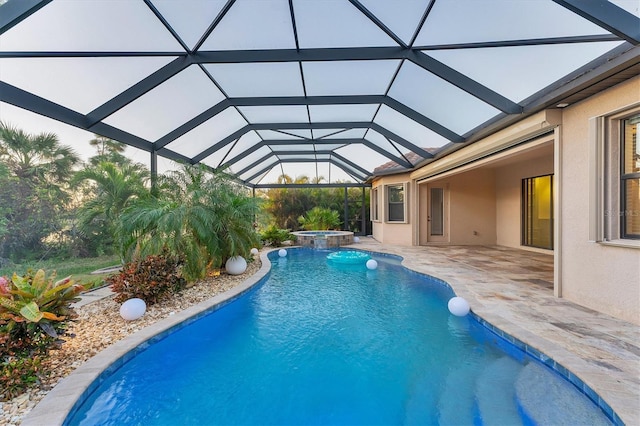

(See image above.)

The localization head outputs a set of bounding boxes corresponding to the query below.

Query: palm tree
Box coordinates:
[72,161,150,255]
[0,121,79,188]
[277,174,293,184]
[88,134,128,166]
[119,164,259,281]
[0,122,80,259]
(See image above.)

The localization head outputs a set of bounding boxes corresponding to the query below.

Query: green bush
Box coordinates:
[260,225,294,247]
[0,350,42,401]
[0,270,84,342]
[298,207,341,230]
[118,164,260,282]
[107,251,186,305]
[0,270,83,400]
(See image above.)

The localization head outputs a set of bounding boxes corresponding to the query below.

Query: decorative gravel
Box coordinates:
[0,258,261,425]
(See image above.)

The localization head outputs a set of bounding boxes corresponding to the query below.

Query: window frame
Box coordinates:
[371,186,380,222]
[620,114,640,239]
[589,103,640,246]
[385,183,408,223]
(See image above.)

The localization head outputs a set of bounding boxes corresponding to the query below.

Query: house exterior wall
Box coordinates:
[419,168,497,245]
[559,76,640,324]
[495,156,554,248]
[371,174,413,246]
[370,78,639,323]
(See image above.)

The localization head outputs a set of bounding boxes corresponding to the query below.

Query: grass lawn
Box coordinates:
[0,254,121,291]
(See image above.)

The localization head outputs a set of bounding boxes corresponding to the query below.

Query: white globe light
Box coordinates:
[250,248,259,256]
[278,249,287,257]
[353,236,360,243]
[448,297,470,317]
[366,259,378,270]
[120,298,146,321]
[225,256,247,275]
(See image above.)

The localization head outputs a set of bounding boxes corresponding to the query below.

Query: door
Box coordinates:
[419,184,449,244]
[522,175,553,249]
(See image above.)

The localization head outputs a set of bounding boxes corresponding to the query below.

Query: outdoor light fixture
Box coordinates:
[448,297,470,316]
[225,256,247,275]
[120,298,147,321]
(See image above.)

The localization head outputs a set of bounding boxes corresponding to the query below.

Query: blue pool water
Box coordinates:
[67,249,612,425]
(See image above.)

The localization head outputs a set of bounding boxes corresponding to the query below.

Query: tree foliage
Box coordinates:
[87,134,128,166]
[72,161,150,256]
[298,207,341,230]
[261,174,370,233]
[0,122,80,260]
[118,164,260,282]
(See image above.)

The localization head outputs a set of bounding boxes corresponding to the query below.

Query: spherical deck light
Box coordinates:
[250,248,259,256]
[225,256,247,275]
[353,236,360,243]
[120,298,146,321]
[448,297,470,317]
[366,259,378,270]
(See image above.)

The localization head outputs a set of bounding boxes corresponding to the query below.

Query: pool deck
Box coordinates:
[23,239,639,425]
[354,238,639,425]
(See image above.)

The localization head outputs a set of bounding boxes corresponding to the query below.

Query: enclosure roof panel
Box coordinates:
[1,0,638,186]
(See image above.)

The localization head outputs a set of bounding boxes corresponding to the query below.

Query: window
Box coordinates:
[387,184,406,222]
[522,175,553,249]
[622,114,640,239]
[371,187,380,221]
[590,107,640,244]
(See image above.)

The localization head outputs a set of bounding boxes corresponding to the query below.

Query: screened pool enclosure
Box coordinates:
[0,0,638,188]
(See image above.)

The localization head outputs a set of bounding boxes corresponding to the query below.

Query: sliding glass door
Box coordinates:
[522,175,553,249]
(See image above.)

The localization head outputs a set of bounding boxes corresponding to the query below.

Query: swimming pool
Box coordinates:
[66,248,613,425]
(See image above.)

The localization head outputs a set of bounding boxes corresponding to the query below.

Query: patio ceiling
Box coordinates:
[1,0,639,187]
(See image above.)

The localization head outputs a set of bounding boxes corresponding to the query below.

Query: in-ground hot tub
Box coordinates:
[292,230,354,248]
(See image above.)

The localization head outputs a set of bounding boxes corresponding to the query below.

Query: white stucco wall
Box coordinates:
[560,76,640,324]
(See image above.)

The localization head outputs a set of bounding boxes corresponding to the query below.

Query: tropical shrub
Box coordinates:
[260,225,295,247]
[107,251,186,305]
[0,352,42,401]
[0,270,84,342]
[298,207,341,230]
[118,165,260,281]
[0,270,83,400]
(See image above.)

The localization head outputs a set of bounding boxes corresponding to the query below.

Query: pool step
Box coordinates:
[475,356,523,425]
[437,362,480,425]
[515,362,611,425]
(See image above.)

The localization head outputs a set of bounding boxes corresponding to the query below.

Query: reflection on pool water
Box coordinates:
[67,249,613,425]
